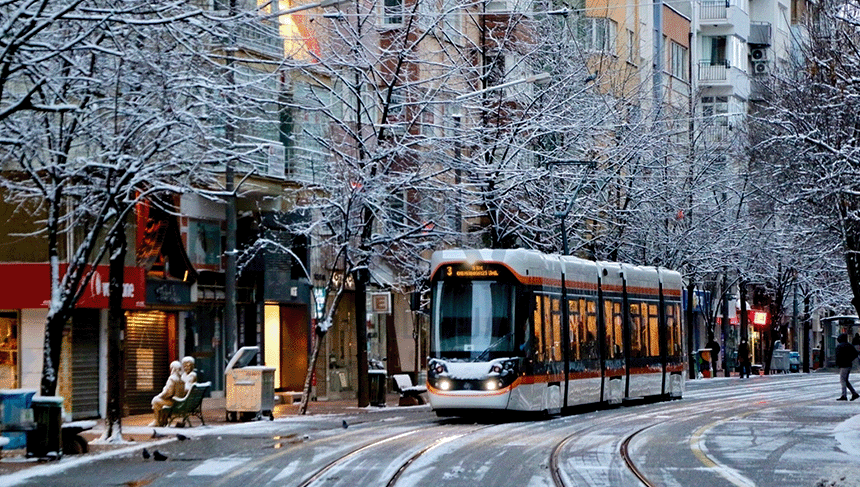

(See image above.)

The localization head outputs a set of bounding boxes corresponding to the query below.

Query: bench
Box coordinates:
[164,381,210,428]
[392,374,427,406]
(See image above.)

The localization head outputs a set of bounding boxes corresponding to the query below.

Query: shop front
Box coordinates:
[0,263,146,418]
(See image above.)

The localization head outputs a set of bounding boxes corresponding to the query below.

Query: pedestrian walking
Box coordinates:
[835,333,859,401]
[738,339,751,378]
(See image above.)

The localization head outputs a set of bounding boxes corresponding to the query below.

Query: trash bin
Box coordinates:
[27,396,63,458]
[0,389,36,449]
[697,349,712,378]
[771,349,789,373]
[368,369,387,407]
[225,346,275,421]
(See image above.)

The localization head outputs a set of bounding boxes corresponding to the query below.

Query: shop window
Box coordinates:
[189,220,222,268]
[0,311,17,388]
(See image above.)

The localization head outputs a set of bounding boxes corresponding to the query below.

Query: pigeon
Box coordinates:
[152,429,165,439]
[153,450,168,461]
[176,434,188,441]
[142,447,150,459]
[342,420,348,429]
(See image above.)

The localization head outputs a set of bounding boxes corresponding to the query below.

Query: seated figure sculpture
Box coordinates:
[181,356,198,390]
[150,360,185,427]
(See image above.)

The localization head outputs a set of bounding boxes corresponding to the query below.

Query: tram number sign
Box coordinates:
[444,264,501,279]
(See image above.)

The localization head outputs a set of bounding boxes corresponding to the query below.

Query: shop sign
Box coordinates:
[0,263,146,309]
[371,292,391,314]
[146,279,192,305]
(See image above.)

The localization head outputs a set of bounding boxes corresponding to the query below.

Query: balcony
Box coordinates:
[234,21,284,59]
[699,0,749,34]
[700,0,729,21]
[699,60,730,83]
[698,61,750,97]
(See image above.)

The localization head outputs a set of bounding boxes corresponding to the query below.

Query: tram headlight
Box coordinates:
[438,379,452,391]
[484,380,503,391]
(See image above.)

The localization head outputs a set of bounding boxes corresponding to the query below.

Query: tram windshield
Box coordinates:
[431,279,519,361]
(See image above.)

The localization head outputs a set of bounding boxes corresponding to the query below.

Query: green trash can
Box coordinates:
[27,396,63,458]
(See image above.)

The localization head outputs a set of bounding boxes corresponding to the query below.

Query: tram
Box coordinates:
[427,248,685,416]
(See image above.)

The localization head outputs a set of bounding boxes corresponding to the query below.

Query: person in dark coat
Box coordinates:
[738,339,751,378]
[835,333,859,401]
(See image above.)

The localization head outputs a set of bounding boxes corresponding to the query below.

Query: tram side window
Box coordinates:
[585,299,598,359]
[665,303,682,358]
[568,299,581,361]
[605,300,624,360]
[630,303,643,357]
[533,296,544,362]
[551,296,562,361]
[648,303,660,357]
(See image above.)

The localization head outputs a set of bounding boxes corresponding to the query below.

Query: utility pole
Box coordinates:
[722,271,730,377]
[223,0,239,378]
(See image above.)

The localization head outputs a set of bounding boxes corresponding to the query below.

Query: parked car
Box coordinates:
[789,351,801,372]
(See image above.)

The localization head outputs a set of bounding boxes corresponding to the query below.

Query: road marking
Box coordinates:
[689,413,756,487]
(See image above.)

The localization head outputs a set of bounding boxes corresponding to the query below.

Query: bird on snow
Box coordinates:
[342,420,348,429]
[151,429,165,439]
[176,433,188,441]
[142,448,150,459]
[583,71,598,83]
[153,450,168,461]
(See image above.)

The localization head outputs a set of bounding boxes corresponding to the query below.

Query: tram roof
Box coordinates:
[429,248,682,290]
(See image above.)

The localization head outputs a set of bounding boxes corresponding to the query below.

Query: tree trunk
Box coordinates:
[105,223,127,440]
[299,327,326,415]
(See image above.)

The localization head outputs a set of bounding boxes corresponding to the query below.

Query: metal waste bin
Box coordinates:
[771,349,789,373]
[27,396,63,458]
[225,346,275,421]
[368,370,387,407]
[0,389,36,449]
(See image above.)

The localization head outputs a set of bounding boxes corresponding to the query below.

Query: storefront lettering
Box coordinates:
[90,271,136,298]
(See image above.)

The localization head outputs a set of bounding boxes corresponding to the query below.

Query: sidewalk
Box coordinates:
[0,392,411,476]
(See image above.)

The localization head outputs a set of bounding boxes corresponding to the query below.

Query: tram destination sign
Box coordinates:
[444,263,503,279]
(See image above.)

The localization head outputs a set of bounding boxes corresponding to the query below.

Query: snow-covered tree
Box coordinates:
[749,0,860,317]
[0,0,288,437]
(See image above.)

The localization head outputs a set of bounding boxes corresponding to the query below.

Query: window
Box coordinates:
[386,190,408,229]
[702,36,727,66]
[486,54,506,88]
[579,17,617,54]
[701,96,729,125]
[441,0,462,44]
[0,312,18,389]
[188,220,222,268]
[670,41,688,81]
[627,29,636,64]
[383,0,403,26]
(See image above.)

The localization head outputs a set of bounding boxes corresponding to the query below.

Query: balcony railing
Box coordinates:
[234,21,284,59]
[698,61,730,82]
[700,0,729,21]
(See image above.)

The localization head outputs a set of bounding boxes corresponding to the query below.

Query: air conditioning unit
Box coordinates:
[752,60,769,75]
[750,48,767,61]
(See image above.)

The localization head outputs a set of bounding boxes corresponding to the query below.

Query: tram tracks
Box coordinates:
[295,423,496,487]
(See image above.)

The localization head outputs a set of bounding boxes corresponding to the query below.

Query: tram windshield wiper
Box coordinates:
[474,332,513,362]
